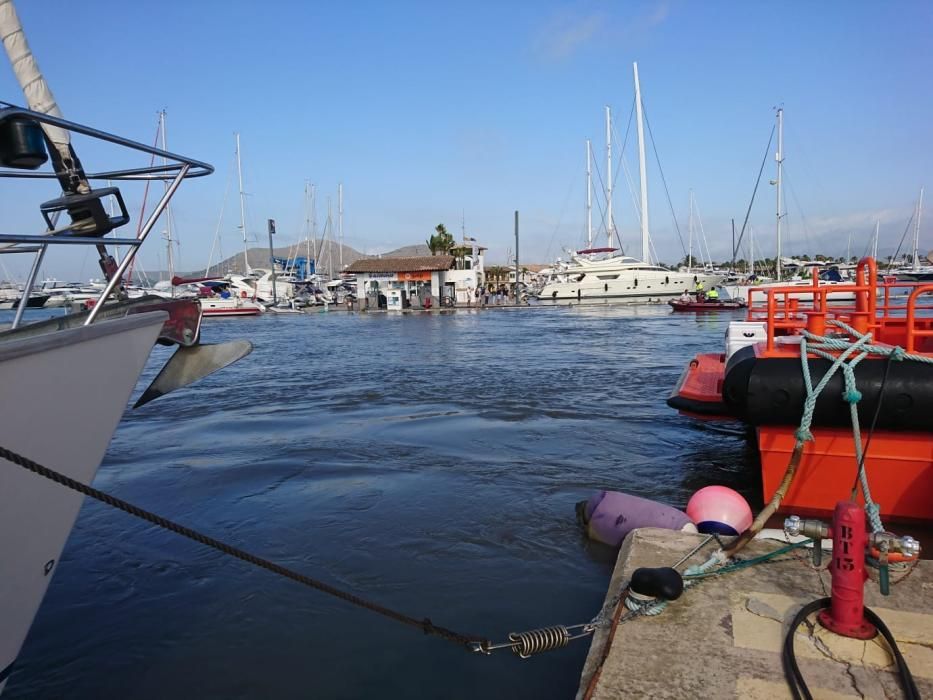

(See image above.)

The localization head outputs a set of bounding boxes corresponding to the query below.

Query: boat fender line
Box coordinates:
[783,598,920,700]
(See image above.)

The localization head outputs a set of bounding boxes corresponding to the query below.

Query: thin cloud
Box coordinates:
[532,11,604,62]
[530,1,671,63]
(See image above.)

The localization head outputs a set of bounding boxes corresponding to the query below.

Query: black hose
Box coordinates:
[783,597,920,700]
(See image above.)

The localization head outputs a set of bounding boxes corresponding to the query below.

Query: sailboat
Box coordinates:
[537,63,723,302]
[0,2,251,691]
[895,188,933,282]
[724,108,857,303]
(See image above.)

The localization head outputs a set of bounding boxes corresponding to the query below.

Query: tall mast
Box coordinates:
[633,62,650,263]
[326,197,333,279]
[159,110,174,293]
[913,187,924,271]
[605,106,613,248]
[338,182,344,272]
[872,220,879,260]
[688,189,693,269]
[775,107,784,280]
[305,180,311,276]
[235,132,249,274]
[586,139,593,248]
[310,183,317,262]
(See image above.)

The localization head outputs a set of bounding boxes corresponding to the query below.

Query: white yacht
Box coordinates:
[538,63,723,302]
[538,248,721,302]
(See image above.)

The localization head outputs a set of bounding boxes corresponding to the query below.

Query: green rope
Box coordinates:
[793,319,932,534]
[683,539,814,579]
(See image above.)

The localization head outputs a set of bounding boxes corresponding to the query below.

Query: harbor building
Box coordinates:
[347,244,487,308]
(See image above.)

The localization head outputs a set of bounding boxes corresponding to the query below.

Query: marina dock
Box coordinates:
[578,528,932,699]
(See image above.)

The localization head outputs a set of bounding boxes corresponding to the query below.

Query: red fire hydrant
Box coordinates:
[784,501,920,641]
[819,501,875,639]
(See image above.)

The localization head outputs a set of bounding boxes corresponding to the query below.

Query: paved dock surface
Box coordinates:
[578,528,932,699]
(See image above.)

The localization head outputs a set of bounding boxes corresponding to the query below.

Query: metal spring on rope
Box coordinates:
[508,626,571,658]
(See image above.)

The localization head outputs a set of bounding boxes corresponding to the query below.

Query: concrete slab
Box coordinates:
[577,528,932,700]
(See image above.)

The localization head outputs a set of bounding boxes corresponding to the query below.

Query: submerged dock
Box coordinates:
[578,528,932,699]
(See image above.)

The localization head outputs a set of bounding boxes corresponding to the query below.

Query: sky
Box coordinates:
[1,0,932,281]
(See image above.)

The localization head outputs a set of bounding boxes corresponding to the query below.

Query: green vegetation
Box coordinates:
[426,223,456,256]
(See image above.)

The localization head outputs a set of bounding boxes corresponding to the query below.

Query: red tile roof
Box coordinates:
[345,255,455,273]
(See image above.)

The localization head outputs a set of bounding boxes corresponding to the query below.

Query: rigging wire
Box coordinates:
[204,153,236,277]
[641,104,688,257]
[542,174,577,262]
[888,210,916,269]
[733,125,776,265]
[781,167,813,255]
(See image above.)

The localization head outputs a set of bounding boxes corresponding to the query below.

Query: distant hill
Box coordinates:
[159,241,440,279]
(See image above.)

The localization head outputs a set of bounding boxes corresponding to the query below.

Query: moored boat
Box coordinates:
[668,297,746,311]
[0,3,251,691]
[667,258,933,522]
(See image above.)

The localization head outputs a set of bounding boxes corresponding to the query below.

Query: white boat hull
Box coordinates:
[538,269,723,302]
[199,297,264,317]
[726,280,858,302]
[0,312,167,694]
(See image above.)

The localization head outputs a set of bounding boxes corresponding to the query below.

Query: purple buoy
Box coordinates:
[580,490,696,547]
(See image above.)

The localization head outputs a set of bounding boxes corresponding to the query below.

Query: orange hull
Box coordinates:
[758,426,933,522]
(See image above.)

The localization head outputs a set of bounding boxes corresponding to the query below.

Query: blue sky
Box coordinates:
[1,0,931,280]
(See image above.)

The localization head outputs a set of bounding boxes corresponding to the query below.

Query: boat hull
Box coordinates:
[199,298,263,317]
[668,299,746,311]
[538,270,724,302]
[0,312,167,694]
[759,427,933,521]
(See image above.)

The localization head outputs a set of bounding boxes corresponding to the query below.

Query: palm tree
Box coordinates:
[426,223,456,256]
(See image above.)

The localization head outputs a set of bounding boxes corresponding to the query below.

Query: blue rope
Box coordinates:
[794,320,931,533]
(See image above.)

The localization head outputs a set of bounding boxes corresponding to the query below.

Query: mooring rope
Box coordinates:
[797,319,933,534]
[0,444,484,649]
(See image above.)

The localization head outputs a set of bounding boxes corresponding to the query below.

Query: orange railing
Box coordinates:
[744,258,933,355]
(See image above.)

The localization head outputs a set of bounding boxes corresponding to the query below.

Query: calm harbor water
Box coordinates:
[6,304,758,699]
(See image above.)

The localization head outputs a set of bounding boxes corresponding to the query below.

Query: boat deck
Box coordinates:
[578,528,933,699]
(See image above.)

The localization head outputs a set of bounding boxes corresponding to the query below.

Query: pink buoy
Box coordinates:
[578,491,697,547]
[686,486,753,536]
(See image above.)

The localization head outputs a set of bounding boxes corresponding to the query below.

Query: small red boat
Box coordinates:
[668,297,746,311]
[667,258,933,522]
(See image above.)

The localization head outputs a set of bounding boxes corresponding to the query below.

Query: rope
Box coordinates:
[0,445,485,650]
[796,320,933,534]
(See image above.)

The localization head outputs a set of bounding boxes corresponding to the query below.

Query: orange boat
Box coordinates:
[668,258,933,522]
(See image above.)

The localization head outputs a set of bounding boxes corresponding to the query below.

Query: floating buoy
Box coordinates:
[578,491,697,547]
[686,486,753,536]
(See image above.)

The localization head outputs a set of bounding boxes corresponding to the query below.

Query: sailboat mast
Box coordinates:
[311,183,318,263]
[633,62,650,263]
[688,189,693,270]
[913,187,924,271]
[605,106,613,248]
[872,220,879,260]
[775,107,784,280]
[586,139,593,248]
[305,180,311,276]
[338,182,344,273]
[235,132,249,274]
[159,110,174,294]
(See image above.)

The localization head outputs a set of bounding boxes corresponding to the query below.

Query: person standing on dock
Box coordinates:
[467,286,474,307]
